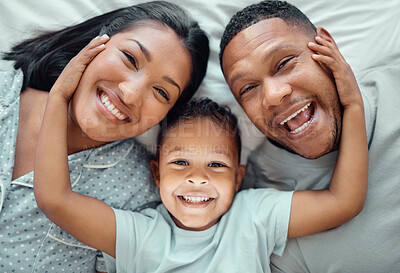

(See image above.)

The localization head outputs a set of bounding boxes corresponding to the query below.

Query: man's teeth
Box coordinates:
[280,102,312,126]
[100,92,127,120]
[182,196,210,203]
[290,120,311,134]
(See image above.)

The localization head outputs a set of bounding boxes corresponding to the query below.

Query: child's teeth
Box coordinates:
[183,196,210,203]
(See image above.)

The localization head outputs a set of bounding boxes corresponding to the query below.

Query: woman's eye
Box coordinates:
[172,160,188,166]
[154,87,170,102]
[208,162,226,168]
[277,57,294,71]
[123,52,137,69]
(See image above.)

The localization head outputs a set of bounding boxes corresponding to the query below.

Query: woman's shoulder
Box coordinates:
[0,68,23,109]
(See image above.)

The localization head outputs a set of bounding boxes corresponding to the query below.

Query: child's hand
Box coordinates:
[49,34,109,102]
[308,29,362,109]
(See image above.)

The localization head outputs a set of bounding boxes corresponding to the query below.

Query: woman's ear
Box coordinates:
[149,160,160,188]
[235,165,246,192]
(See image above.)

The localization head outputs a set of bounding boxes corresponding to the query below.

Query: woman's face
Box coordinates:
[70,22,192,142]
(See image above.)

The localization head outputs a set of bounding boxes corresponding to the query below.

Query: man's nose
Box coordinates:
[118,78,143,107]
[261,79,292,109]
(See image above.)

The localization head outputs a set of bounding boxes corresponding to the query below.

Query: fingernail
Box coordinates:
[100,34,109,39]
[96,44,105,48]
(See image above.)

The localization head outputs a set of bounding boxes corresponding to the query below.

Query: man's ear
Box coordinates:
[235,165,246,192]
[316,27,335,44]
[314,27,335,78]
[149,160,160,188]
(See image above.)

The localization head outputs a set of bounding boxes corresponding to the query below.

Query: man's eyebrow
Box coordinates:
[229,43,295,87]
[163,76,181,94]
[128,39,152,62]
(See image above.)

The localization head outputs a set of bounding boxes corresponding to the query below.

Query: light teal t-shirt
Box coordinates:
[104,188,293,273]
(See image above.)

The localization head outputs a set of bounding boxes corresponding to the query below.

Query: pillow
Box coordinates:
[1,0,398,162]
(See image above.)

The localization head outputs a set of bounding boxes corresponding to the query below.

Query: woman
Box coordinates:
[0,1,209,272]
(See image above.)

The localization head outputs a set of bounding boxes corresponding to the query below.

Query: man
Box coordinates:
[220,1,400,272]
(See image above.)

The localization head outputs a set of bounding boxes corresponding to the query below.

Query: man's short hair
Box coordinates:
[219,0,316,68]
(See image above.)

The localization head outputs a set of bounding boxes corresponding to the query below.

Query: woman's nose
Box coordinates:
[118,79,143,107]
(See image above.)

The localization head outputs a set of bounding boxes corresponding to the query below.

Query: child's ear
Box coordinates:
[235,165,246,192]
[149,160,160,188]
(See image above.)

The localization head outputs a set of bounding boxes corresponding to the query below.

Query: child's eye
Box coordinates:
[172,160,189,166]
[208,162,226,168]
[123,52,138,69]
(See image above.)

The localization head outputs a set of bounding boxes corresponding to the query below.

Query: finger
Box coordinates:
[308,42,334,56]
[51,35,109,99]
[315,35,335,47]
[311,54,339,70]
[308,41,345,64]
[69,34,109,72]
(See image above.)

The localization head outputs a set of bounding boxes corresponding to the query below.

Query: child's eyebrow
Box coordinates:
[164,145,233,157]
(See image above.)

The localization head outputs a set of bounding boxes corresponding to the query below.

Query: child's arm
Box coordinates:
[33,35,117,257]
[287,28,369,238]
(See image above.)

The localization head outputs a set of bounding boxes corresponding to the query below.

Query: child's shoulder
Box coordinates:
[232,188,293,212]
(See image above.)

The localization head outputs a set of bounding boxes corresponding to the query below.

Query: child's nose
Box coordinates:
[186,172,209,185]
[187,178,208,185]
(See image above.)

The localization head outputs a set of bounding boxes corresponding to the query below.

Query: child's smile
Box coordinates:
[151,118,245,231]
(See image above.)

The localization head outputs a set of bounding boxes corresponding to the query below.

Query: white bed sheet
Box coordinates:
[1,0,399,162]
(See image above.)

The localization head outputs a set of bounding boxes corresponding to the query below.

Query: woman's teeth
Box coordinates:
[100,92,127,121]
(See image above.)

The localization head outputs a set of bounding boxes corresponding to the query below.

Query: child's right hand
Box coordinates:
[49,34,109,102]
[308,28,363,110]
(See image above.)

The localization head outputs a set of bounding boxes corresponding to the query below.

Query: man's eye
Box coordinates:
[123,52,137,69]
[240,85,256,96]
[208,162,226,168]
[154,87,170,102]
[172,160,188,166]
[277,57,294,71]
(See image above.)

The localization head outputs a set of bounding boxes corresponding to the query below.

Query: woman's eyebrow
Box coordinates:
[128,39,152,62]
[163,76,181,94]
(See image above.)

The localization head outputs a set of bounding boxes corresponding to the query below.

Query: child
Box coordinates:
[34,33,368,272]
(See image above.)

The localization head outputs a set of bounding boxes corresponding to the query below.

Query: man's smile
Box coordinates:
[278,102,315,134]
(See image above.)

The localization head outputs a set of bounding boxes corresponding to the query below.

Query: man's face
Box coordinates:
[222,18,342,159]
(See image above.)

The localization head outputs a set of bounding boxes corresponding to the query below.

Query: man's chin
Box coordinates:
[267,137,337,160]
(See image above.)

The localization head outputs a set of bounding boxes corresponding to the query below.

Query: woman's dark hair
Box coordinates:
[157,98,242,162]
[3,1,209,112]
[219,0,316,69]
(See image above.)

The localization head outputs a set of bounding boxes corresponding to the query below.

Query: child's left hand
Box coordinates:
[308,28,362,109]
[49,34,110,102]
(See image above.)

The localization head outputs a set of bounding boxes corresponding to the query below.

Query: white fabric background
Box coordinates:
[1,0,399,162]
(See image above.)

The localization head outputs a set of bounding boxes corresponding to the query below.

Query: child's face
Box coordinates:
[150,118,245,231]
